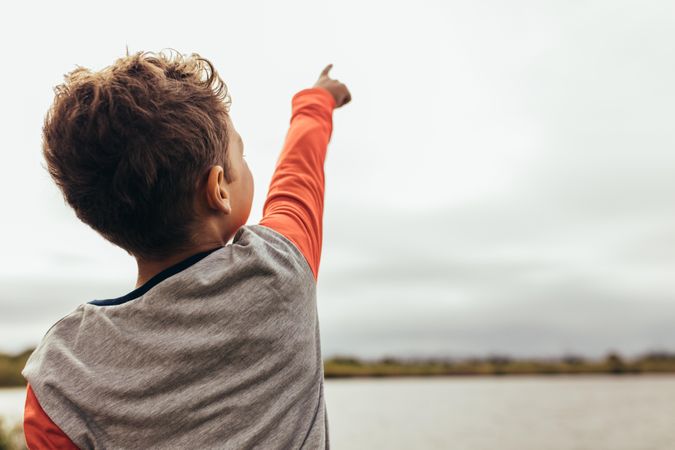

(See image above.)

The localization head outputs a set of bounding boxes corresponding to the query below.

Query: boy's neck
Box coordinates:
[134,242,224,288]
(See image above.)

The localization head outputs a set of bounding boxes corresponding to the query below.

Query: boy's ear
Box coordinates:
[205,166,232,215]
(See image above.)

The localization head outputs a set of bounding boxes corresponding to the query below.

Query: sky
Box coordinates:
[1,0,674,359]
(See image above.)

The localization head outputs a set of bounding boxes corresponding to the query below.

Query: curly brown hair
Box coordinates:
[42,48,233,259]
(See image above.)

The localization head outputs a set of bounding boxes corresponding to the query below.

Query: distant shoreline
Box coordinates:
[323,353,675,378]
[4,349,675,386]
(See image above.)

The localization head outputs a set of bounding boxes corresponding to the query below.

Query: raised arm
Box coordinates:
[259,64,351,280]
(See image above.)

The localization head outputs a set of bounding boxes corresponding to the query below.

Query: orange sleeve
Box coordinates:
[259,87,336,280]
[24,383,79,450]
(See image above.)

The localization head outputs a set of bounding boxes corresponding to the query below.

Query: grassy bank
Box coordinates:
[0,418,25,450]
[5,349,675,385]
[323,352,675,378]
[0,351,31,388]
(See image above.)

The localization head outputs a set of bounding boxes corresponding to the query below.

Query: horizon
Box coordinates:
[4,344,675,362]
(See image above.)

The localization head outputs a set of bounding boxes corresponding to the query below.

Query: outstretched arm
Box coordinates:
[259,64,351,280]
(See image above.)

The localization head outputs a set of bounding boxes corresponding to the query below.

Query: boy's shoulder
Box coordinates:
[22,223,316,378]
[83,223,314,307]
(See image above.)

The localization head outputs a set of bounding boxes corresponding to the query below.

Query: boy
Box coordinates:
[20,49,351,449]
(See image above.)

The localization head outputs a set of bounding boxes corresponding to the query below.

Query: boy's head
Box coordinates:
[42,49,253,260]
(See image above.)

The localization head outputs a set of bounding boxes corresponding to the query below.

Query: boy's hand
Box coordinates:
[313,64,351,108]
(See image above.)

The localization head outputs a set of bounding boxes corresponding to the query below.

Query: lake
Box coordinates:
[3,375,675,449]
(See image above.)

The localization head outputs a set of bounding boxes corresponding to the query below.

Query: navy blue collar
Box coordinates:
[88,246,223,306]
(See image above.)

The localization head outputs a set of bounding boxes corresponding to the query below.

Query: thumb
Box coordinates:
[320,63,333,78]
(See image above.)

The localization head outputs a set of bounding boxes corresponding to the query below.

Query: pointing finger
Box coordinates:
[320,63,333,78]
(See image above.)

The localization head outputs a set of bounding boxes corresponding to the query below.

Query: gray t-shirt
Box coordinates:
[22,224,328,449]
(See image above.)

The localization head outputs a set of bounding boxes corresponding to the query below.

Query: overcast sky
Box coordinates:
[1,0,674,359]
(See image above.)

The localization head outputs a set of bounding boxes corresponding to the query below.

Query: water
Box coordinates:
[324,375,675,450]
[3,376,675,449]
[0,388,25,425]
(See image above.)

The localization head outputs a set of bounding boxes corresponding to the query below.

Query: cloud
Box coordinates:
[1,0,674,359]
